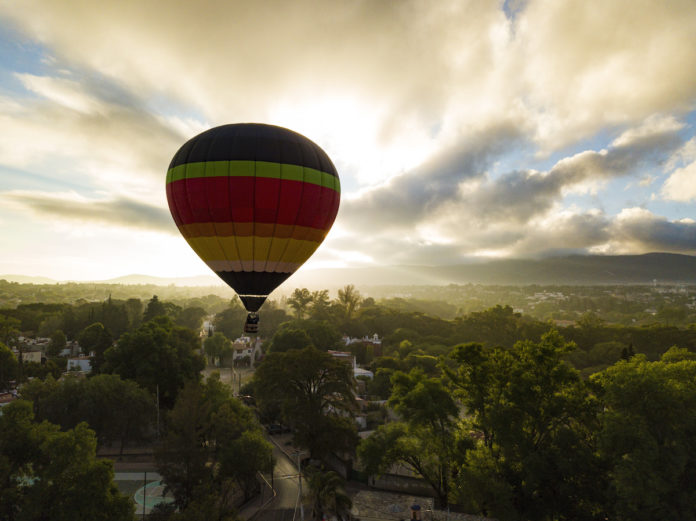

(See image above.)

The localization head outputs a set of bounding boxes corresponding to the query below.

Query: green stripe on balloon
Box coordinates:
[166,160,341,192]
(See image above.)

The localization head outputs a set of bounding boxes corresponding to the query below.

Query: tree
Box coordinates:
[253,347,358,459]
[592,354,696,521]
[124,297,143,329]
[177,306,207,331]
[305,468,352,521]
[0,342,17,391]
[213,304,247,340]
[337,284,361,319]
[267,327,313,353]
[78,322,113,373]
[47,329,67,357]
[445,332,605,520]
[143,295,167,322]
[218,429,274,502]
[359,369,458,504]
[156,376,272,511]
[0,400,133,521]
[103,316,205,409]
[309,289,332,320]
[287,288,313,319]
[204,332,233,366]
[20,374,155,454]
[0,314,20,345]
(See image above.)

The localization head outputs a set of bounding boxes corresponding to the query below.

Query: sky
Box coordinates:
[0,0,695,282]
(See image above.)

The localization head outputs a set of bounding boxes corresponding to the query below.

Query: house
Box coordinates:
[67,356,92,372]
[328,350,374,380]
[343,333,383,358]
[230,336,263,367]
[12,349,42,364]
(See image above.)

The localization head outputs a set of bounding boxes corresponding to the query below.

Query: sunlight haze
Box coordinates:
[0,0,694,282]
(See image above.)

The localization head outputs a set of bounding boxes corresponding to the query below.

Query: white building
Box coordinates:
[67,356,92,372]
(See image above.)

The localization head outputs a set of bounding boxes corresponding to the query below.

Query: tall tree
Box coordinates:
[305,468,352,521]
[0,341,17,391]
[267,327,313,353]
[78,322,113,373]
[143,295,167,322]
[177,306,207,331]
[253,346,358,459]
[203,332,233,366]
[47,329,67,357]
[337,284,361,320]
[359,369,458,504]
[593,353,696,521]
[0,400,133,521]
[156,376,272,511]
[445,331,604,521]
[103,316,204,409]
[287,288,313,319]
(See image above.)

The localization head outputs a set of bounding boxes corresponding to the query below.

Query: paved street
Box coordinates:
[243,437,305,521]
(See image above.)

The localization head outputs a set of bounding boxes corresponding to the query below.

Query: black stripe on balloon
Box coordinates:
[215,270,294,305]
[169,123,338,177]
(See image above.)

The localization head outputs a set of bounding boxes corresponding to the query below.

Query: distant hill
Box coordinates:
[0,275,58,284]
[101,274,223,286]
[2,253,695,289]
[290,253,696,288]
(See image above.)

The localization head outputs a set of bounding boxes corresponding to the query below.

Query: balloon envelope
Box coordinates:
[166,123,340,311]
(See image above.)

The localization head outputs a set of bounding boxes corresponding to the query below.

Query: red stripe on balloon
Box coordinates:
[167,177,339,230]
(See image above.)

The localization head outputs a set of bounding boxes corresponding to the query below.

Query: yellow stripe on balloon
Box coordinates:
[186,235,322,264]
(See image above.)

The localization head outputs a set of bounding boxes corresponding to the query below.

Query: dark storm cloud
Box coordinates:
[341,124,523,231]
[3,192,176,233]
[612,211,696,253]
[342,120,686,238]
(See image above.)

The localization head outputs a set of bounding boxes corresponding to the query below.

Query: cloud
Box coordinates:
[610,208,696,253]
[515,0,696,151]
[1,191,176,233]
[342,116,684,236]
[661,160,696,202]
[0,74,186,203]
[3,0,693,159]
[341,123,523,231]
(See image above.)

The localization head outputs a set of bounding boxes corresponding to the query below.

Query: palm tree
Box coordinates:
[305,468,352,520]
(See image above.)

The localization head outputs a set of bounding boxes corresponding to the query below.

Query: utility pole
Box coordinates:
[296,452,304,521]
[156,385,160,439]
[142,471,147,520]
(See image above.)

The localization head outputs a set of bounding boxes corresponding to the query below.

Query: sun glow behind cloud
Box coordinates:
[0,0,694,281]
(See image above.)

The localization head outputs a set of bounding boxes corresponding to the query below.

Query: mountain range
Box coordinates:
[2,253,694,288]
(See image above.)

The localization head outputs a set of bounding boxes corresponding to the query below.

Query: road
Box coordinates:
[250,438,306,521]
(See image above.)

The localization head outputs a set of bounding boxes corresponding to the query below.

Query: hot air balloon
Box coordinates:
[166,123,340,333]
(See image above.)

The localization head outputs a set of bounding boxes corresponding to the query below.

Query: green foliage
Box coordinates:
[176,306,207,330]
[0,400,133,521]
[305,468,352,521]
[155,376,272,511]
[270,319,343,352]
[253,346,358,459]
[20,374,155,451]
[0,341,17,390]
[267,326,313,353]
[143,295,167,322]
[592,355,696,521]
[102,316,204,408]
[337,284,362,319]
[287,287,313,319]
[359,370,458,503]
[446,332,605,520]
[78,322,113,372]
[212,304,247,340]
[0,314,20,345]
[203,331,233,365]
[47,329,67,357]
